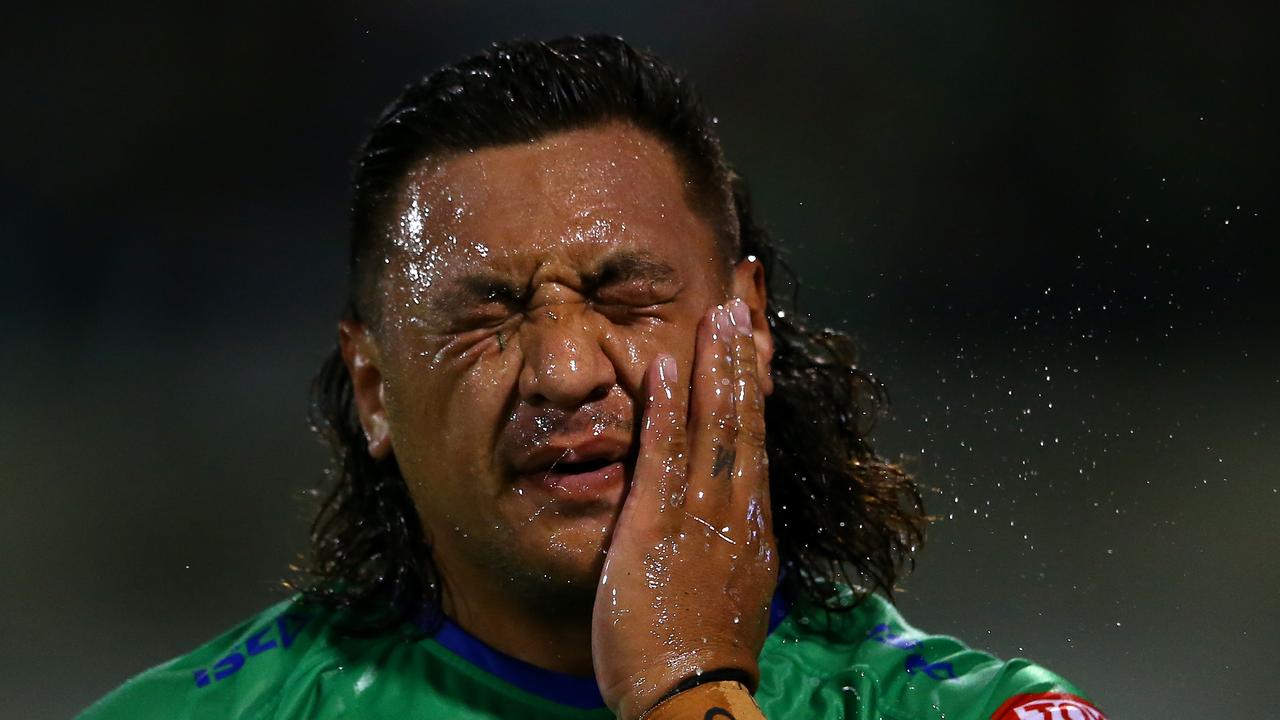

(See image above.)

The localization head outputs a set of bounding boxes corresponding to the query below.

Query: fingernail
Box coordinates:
[712,304,728,336]
[658,354,677,383]
[729,298,753,336]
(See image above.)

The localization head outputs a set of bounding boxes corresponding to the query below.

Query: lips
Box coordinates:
[511,435,634,501]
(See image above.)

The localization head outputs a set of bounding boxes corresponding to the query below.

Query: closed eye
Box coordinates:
[447,276,527,331]
[584,251,681,312]
[592,281,676,309]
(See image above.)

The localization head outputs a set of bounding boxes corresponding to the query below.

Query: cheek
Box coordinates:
[384,338,521,470]
[449,349,522,427]
[601,315,700,392]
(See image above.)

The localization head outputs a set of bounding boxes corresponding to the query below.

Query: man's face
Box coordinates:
[357,122,737,598]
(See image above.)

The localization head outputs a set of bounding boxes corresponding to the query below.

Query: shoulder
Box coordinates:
[757,588,1107,720]
[76,599,610,720]
[76,597,352,720]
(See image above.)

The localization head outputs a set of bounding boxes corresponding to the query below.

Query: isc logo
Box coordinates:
[990,693,1108,720]
[192,611,310,688]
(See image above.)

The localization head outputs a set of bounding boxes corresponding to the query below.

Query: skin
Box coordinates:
[339,121,778,718]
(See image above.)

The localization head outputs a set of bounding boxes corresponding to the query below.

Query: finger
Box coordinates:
[684,304,737,514]
[726,298,776,562]
[628,353,688,519]
[726,297,768,496]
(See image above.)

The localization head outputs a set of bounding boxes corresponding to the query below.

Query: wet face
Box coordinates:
[346,123,737,598]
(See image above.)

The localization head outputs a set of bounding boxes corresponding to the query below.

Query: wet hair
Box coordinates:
[301,35,927,630]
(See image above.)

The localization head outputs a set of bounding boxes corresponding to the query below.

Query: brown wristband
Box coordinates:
[639,681,766,720]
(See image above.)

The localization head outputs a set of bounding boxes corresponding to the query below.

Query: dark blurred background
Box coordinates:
[2,2,1275,718]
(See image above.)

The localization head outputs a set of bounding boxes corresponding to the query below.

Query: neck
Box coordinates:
[437,559,597,676]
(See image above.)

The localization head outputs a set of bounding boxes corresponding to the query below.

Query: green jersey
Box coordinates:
[79,589,1105,719]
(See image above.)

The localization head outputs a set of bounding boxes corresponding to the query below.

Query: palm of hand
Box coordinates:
[592,301,778,720]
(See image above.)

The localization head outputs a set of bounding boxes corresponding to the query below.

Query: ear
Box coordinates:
[731,256,775,397]
[338,320,394,459]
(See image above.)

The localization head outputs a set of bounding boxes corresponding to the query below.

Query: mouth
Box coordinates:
[546,455,617,477]
[530,459,629,498]
[511,438,634,502]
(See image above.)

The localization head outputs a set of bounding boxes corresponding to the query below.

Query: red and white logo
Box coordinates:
[990,693,1108,720]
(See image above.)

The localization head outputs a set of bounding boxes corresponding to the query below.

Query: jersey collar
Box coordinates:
[421,588,791,709]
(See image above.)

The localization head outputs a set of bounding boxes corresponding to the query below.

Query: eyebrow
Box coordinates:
[434,249,679,316]
[441,271,526,315]
[458,271,525,300]
[583,250,678,289]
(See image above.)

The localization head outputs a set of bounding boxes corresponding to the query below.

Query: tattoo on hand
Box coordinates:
[711,444,735,478]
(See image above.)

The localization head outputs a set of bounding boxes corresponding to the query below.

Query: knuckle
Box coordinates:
[737,415,767,448]
[665,431,691,464]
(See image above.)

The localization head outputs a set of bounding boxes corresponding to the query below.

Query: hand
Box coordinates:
[592,299,778,720]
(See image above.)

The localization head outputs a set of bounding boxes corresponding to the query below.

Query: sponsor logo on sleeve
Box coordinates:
[192,611,311,688]
[866,623,957,681]
[990,693,1107,720]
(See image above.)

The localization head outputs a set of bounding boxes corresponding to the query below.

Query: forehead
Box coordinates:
[386,121,714,265]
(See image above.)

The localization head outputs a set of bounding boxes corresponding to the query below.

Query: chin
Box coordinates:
[504,519,615,598]
[481,495,625,599]
[545,521,613,575]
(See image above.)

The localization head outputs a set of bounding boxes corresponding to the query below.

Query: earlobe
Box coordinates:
[338,320,394,459]
[731,256,776,397]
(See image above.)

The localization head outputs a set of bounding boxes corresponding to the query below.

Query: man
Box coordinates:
[81,36,1106,720]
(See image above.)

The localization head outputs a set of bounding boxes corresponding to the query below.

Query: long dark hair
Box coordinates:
[299,35,926,630]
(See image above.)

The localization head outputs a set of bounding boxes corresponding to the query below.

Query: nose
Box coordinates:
[518,311,616,409]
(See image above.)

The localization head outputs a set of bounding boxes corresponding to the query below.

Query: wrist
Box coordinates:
[639,680,765,720]
[618,667,758,720]
[650,668,756,707]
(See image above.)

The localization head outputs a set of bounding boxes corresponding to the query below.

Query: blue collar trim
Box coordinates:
[423,589,791,710]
